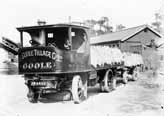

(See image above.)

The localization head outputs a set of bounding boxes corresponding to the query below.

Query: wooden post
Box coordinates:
[20,31,23,47]
[118,41,121,49]
[69,27,72,49]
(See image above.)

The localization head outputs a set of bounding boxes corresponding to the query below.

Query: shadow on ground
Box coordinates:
[38,80,125,104]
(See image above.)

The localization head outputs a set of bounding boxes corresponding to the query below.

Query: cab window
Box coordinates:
[71,28,87,52]
[29,30,45,46]
[22,29,45,47]
[45,27,70,50]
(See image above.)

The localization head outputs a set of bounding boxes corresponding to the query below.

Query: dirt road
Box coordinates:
[0,71,163,116]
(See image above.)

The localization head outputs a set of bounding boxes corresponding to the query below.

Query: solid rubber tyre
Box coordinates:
[72,75,87,104]
[122,71,128,84]
[100,70,113,92]
[132,67,139,81]
[104,71,113,92]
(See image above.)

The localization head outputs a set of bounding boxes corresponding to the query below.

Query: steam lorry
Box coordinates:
[17,23,143,103]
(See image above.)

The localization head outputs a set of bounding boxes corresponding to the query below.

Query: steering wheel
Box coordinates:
[29,40,40,46]
[48,43,57,47]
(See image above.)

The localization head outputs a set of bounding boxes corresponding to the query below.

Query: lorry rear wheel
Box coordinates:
[122,71,128,84]
[72,75,87,104]
[132,67,139,81]
[103,71,113,92]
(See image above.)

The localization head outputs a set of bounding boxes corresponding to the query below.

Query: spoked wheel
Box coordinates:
[132,67,139,81]
[122,71,128,84]
[72,75,87,104]
[100,71,113,92]
[27,88,39,103]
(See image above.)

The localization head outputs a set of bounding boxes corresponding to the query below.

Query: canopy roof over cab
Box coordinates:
[17,23,89,32]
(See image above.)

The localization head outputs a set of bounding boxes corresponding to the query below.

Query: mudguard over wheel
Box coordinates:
[72,75,87,104]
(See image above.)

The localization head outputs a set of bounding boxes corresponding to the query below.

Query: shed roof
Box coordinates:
[91,25,162,45]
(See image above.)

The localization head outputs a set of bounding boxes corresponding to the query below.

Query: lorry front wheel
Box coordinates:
[27,88,39,103]
[72,75,87,104]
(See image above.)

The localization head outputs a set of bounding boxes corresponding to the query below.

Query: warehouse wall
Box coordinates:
[120,28,161,53]
[94,41,119,48]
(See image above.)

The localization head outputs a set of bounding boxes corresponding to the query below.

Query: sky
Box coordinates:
[0,0,163,43]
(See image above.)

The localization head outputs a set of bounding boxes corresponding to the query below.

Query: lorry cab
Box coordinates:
[17,24,91,74]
